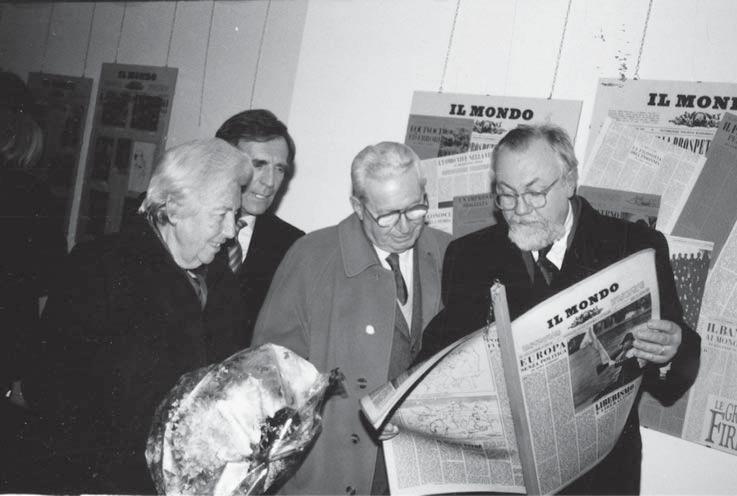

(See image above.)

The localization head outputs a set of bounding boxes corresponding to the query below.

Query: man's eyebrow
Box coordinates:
[496,178,544,191]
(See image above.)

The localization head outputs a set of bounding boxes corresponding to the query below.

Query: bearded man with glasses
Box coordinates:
[418,124,700,495]
[252,141,449,495]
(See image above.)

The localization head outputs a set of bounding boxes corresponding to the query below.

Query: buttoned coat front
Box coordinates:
[252,213,450,495]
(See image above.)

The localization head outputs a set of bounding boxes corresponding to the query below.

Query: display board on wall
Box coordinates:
[76,63,177,242]
[585,109,737,459]
[27,72,92,241]
[404,91,582,236]
[585,78,737,164]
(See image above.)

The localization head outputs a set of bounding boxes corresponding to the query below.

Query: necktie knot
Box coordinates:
[386,253,408,305]
[227,217,248,274]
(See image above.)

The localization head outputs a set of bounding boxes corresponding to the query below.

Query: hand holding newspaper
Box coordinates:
[360,249,659,495]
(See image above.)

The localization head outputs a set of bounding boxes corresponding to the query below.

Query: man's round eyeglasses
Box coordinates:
[494,177,560,211]
[363,195,429,228]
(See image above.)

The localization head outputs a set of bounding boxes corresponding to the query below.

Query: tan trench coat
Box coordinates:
[252,213,450,495]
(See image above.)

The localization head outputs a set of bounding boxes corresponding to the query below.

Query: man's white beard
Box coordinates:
[508,217,566,251]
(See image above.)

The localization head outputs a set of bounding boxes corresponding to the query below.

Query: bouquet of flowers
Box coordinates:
[146,343,340,496]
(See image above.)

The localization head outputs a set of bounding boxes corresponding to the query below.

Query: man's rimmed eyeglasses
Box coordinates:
[362,194,429,228]
[494,177,560,211]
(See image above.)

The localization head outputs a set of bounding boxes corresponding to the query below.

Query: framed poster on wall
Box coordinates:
[76,63,177,243]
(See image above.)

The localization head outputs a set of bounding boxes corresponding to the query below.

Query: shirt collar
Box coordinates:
[373,244,413,270]
[536,200,573,269]
[239,214,257,232]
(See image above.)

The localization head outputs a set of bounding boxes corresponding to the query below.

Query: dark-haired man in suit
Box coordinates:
[419,124,700,495]
[215,109,304,345]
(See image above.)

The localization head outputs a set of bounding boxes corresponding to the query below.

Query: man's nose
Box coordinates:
[513,195,534,216]
[395,213,412,233]
[259,165,275,188]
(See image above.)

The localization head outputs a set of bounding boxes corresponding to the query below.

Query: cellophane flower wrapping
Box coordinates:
[145,343,340,496]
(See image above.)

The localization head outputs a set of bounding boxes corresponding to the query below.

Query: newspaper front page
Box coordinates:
[406,91,582,235]
[497,249,659,494]
[361,251,659,495]
[586,78,737,162]
[681,316,737,456]
[581,117,706,234]
[420,149,493,235]
[405,91,582,160]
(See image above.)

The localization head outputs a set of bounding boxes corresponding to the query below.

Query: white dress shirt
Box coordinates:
[236,214,257,261]
[373,245,414,329]
[533,199,574,270]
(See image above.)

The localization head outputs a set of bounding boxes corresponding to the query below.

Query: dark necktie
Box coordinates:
[537,244,559,286]
[187,266,208,308]
[227,217,249,273]
[386,253,408,305]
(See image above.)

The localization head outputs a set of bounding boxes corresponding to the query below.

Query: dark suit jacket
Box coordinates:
[420,196,700,495]
[232,213,304,346]
[22,215,247,494]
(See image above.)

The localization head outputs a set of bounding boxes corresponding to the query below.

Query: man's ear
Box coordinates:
[165,198,180,225]
[350,195,364,220]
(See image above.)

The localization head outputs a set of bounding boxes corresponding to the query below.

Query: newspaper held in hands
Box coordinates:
[361,249,659,495]
[146,343,341,496]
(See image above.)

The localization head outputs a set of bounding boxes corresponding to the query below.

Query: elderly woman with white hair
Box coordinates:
[22,138,252,494]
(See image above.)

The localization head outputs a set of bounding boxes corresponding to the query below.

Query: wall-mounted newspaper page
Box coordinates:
[638,114,737,457]
[577,186,660,230]
[681,316,737,457]
[360,250,659,495]
[585,78,737,164]
[405,91,582,236]
[581,117,705,234]
[672,112,737,264]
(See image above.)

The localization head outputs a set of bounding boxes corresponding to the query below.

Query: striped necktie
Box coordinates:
[227,217,249,273]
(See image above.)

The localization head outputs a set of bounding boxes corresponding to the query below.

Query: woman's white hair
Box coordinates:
[139,138,250,225]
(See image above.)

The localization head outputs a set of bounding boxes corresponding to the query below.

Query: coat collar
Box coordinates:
[337,213,441,278]
[338,214,382,277]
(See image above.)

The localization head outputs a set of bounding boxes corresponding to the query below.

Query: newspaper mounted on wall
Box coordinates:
[581,117,705,234]
[360,250,659,495]
[638,114,737,456]
[405,91,582,236]
[585,78,737,163]
[577,186,661,230]
[420,149,493,235]
[681,316,737,457]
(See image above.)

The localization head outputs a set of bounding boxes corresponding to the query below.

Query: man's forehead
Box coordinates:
[365,169,422,194]
[496,141,561,180]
